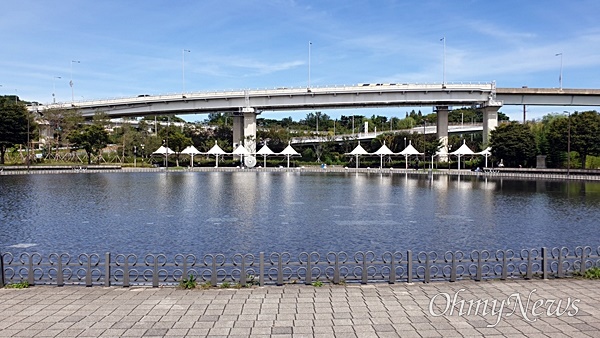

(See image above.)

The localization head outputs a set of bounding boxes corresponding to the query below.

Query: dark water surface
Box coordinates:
[1,171,599,256]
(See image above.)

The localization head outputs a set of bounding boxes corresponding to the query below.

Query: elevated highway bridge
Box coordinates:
[29,83,600,155]
[290,124,483,145]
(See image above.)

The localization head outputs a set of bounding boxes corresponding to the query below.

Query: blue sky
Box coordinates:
[2,0,600,122]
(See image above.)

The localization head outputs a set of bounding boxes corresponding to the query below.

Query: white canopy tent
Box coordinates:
[450,140,475,170]
[256,144,275,168]
[151,145,175,155]
[345,142,369,169]
[398,141,423,169]
[206,141,227,168]
[181,145,201,168]
[232,144,251,166]
[372,141,395,169]
[152,145,175,167]
[279,142,300,168]
[476,147,492,168]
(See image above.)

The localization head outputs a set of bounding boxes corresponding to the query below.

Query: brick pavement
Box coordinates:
[1,279,599,337]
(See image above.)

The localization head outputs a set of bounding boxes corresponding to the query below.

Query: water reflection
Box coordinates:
[0,172,599,257]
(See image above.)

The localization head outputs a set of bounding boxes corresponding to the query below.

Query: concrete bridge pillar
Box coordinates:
[232,114,244,147]
[482,104,501,145]
[232,108,257,152]
[435,106,449,161]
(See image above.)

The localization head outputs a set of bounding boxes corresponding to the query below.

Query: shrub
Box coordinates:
[178,274,197,289]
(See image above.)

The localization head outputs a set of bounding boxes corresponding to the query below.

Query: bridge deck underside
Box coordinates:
[30,85,600,118]
[496,93,600,106]
[75,91,491,117]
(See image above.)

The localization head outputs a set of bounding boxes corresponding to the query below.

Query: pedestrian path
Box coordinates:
[1,279,598,337]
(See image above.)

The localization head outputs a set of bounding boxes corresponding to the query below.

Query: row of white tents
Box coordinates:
[153,140,492,169]
[152,141,301,168]
[345,140,492,169]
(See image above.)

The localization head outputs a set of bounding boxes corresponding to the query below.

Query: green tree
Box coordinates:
[143,115,185,123]
[39,107,84,157]
[258,125,290,153]
[544,111,600,169]
[489,122,536,167]
[68,124,110,164]
[544,114,569,168]
[570,111,600,169]
[212,125,233,152]
[159,125,192,166]
[0,97,35,164]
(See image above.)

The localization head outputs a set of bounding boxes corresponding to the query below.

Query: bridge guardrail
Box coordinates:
[33,82,495,108]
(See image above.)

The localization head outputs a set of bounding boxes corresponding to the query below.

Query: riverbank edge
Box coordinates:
[2,165,600,181]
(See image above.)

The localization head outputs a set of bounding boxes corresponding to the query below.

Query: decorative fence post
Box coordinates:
[78,254,98,287]
[27,254,35,286]
[331,253,341,285]
[579,247,589,275]
[150,255,160,287]
[239,255,247,286]
[104,252,111,287]
[259,252,265,286]
[276,254,284,286]
[123,255,131,287]
[407,250,413,283]
[211,256,218,287]
[0,251,4,288]
[386,252,396,284]
[57,255,64,287]
[557,248,565,278]
[424,253,431,283]
[354,252,371,284]
[525,250,533,280]
[541,247,547,280]
[476,251,483,282]
[500,250,508,280]
[305,259,312,285]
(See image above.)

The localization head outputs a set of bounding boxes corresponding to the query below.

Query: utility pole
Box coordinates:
[70,60,80,104]
[441,36,446,86]
[308,41,312,90]
[182,49,190,96]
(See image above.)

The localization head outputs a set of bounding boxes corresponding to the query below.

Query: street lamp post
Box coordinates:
[460,111,464,139]
[53,76,61,103]
[441,36,446,86]
[70,60,80,104]
[565,111,571,177]
[423,121,427,166]
[556,53,563,90]
[308,41,312,90]
[334,119,336,135]
[141,144,145,164]
[134,146,137,168]
[182,49,190,96]
[26,110,30,171]
[166,116,170,171]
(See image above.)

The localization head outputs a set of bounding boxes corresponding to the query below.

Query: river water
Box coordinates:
[1,171,599,257]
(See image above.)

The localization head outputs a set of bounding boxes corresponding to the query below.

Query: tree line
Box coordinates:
[1,94,598,169]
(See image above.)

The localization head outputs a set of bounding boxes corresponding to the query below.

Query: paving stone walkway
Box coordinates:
[1,279,599,337]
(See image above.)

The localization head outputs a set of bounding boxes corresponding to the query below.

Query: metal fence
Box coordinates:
[1,247,599,287]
